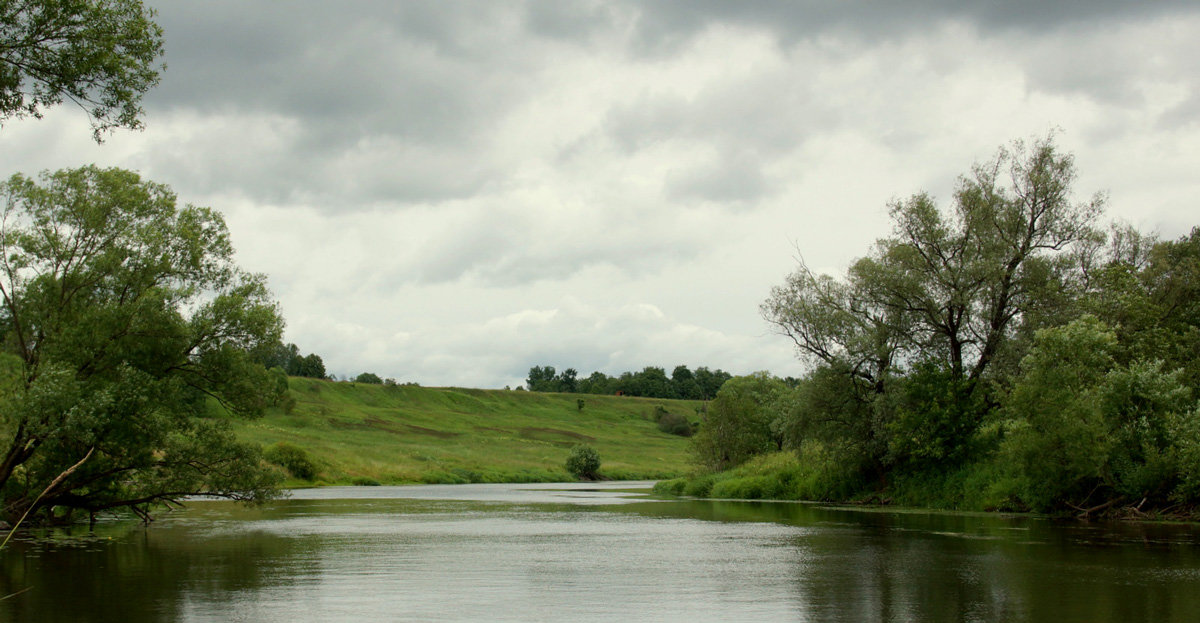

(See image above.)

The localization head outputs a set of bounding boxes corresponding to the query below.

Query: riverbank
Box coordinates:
[654,451,1200,522]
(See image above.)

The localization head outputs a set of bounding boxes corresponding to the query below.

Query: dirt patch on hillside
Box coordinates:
[401,423,460,439]
[519,427,596,445]
[328,416,459,439]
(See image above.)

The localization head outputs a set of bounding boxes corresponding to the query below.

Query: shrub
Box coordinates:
[263,442,318,480]
[653,478,687,496]
[657,410,693,436]
[354,372,383,384]
[566,444,601,480]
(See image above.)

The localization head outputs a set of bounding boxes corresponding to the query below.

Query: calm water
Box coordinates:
[4,482,1200,622]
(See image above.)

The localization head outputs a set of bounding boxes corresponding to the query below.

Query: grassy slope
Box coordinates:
[229,377,702,485]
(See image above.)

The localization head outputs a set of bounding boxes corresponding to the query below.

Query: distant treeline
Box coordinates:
[257,342,327,379]
[525,365,732,400]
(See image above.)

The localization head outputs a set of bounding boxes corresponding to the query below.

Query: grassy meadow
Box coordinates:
[228,377,704,486]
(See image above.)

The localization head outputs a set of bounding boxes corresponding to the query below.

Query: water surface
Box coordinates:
[3,482,1199,622]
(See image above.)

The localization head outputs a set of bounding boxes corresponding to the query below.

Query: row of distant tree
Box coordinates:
[256,342,328,379]
[256,343,401,385]
[525,365,733,400]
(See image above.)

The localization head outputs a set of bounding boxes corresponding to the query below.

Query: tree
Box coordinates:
[526,365,557,392]
[765,135,1102,393]
[1,0,165,140]
[693,366,732,400]
[296,352,326,379]
[255,341,326,379]
[631,366,672,398]
[565,444,601,480]
[671,365,701,400]
[579,370,613,395]
[762,136,1104,477]
[997,317,1194,512]
[691,372,789,471]
[354,372,383,384]
[0,166,284,523]
[1082,227,1200,393]
[558,367,578,393]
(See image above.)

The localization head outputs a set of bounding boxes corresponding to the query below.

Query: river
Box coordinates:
[3,481,1199,622]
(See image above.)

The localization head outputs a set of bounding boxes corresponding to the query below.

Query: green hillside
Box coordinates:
[229,377,703,486]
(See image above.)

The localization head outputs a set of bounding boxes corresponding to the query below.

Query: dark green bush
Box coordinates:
[566,444,601,480]
[263,442,318,480]
[656,410,693,436]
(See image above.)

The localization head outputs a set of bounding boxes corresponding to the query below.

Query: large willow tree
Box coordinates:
[765,136,1103,391]
[762,136,1105,470]
[0,166,283,524]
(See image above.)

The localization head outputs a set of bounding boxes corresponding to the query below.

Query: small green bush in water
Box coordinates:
[566,445,601,480]
[263,442,318,480]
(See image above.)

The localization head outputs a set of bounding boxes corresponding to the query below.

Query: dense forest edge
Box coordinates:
[656,137,1200,521]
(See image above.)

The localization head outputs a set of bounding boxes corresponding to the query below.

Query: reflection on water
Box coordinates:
[3,482,1200,622]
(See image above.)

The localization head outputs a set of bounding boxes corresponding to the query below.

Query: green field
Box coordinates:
[230,377,703,486]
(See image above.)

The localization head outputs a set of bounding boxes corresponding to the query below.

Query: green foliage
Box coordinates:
[997,317,1198,512]
[526,365,559,392]
[263,443,318,481]
[656,408,693,437]
[762,135,1103,468]
[526,364,732,399]
[258,342,326,379]
[565,444,601,480]
[885,360,988,468]
[782,362,883,470]
[354,372,383,384]
[0,166,284,523]
[667,136,1200,518]
[0,0,165,140]
[664,448,870,502]
[691,372,789,471]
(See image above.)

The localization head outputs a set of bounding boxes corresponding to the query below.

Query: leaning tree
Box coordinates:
[0,166,284,524]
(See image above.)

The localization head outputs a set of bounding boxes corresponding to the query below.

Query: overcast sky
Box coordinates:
[2,1,1198,388]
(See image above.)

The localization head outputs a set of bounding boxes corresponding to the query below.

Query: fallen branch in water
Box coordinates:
[1,447,95,550]
[1067,495,1126,519]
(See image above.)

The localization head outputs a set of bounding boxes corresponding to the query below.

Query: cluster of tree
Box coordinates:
[256,342,327,379]
[695,136,1200,516]
[525,365,732,400]
[0,1,285,526]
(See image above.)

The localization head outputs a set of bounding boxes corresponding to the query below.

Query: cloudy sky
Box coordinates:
[2,1,1198,388]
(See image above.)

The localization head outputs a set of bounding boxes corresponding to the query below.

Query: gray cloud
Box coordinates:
[143,1,546,206]
[399,207,711,288]
[7,1,1190,389]
[625,1,1199,50]
[665,151,772,204]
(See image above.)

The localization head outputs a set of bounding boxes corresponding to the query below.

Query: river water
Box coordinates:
[3,481,1200,622]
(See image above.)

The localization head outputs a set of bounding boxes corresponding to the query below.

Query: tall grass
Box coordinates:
[226,378,701,485]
